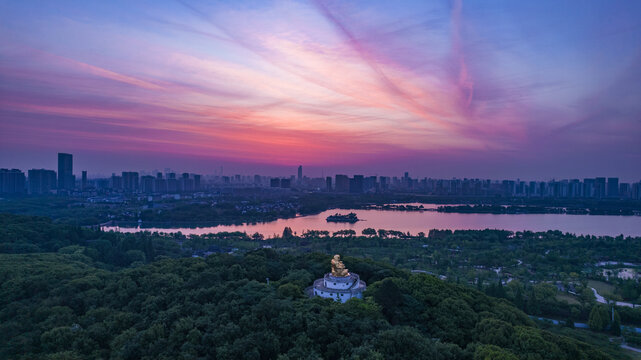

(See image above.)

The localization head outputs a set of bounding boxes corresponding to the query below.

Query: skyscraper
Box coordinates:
[583,178,595,198]
[349,175,364,193]
[140,175,155,193]
[81,170,87,190]
[167,173,178,192]
[180,173,194,192]
[154,173,167,193]
[594,177,606,198]
[28,169,57,194]
[0,169,26,194]
[335,174,349,192]
[297,165,303,184]
[57,153,73,190]
[607,177,619,198]
[111,173,123,190]
[122,172,139,192]
[194,174,201,191]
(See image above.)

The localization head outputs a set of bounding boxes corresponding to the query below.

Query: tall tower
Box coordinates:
[297,165,303,184]
[607,177,619,198]
[81,170,87,190]
[57,153,73,190]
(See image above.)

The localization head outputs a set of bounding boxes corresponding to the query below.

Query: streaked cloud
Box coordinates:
[0,0,640,178]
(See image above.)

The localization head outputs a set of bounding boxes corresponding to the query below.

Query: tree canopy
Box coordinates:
[0,249,614,360]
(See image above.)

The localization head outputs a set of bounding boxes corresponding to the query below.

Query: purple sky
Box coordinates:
[1,0,640,180]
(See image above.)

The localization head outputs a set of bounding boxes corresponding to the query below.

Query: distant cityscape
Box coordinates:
[1,152,640,200]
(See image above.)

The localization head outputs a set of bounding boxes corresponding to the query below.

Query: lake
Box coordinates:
[103,206,641,237]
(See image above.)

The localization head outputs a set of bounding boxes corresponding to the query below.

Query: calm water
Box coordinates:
[104,206,641,237]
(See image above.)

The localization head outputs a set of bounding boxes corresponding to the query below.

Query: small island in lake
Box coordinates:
[326,212,359,223]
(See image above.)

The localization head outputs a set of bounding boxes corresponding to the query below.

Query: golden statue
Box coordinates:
[331,254,349,277]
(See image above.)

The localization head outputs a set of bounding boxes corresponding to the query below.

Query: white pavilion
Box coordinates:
[309,255,366,303]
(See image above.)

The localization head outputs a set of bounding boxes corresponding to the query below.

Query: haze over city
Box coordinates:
[1,0,641,179]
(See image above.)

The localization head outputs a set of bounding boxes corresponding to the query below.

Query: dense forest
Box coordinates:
[1,213,640,358]
[0,249,616,359]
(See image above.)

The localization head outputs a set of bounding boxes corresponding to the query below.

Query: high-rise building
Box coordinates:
[166,173,177,192]
[270,178,281,187]
[297,165,303,184]
[28,169,57,194]
[180,173,194,192]
[111,174,123,190]
[632,182,641,200]
[325,176,332,191]
[194,174,201,191]
[122,172,139,192]
[349,175,364,193]
[568,179,581,198]
[140,175,155,193]
[607,177,619,198]
[379,176,389,191]
[594,177,606,198]
[502,180,516,197]
[583,178,595,198]
[619,183,631,198]
[335,175,349,192]
[57,153,74,190]
[364,176,377,192]
[81,171,87,190]
[154,173,167,193]
[0,169,26,194]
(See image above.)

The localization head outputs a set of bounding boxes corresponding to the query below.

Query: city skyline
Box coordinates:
[2,152,640,199]
[3,151,641,183]
[1,1,641,179]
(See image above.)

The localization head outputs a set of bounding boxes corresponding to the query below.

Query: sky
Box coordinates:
[1,0,640,180]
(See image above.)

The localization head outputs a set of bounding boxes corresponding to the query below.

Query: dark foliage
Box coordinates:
[0,248,614,360]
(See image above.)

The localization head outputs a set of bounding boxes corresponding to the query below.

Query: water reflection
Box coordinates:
[104,207,641,237]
